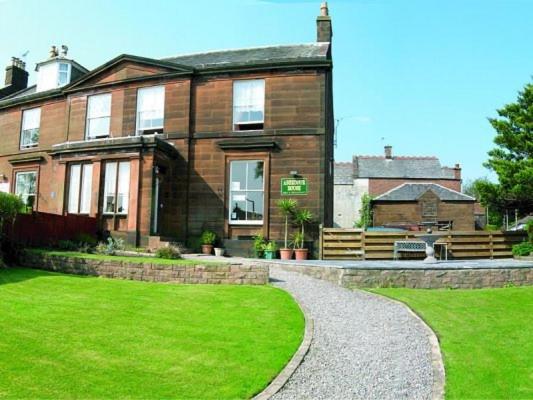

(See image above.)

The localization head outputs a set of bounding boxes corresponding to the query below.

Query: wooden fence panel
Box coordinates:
[320,228,527,260]
[3,212,98,247]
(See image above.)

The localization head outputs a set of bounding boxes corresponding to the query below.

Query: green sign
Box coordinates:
[281,178,308,195]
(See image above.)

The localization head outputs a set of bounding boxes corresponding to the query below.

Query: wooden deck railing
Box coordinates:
[319,228,526,260]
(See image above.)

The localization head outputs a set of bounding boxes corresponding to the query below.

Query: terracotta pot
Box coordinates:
[294,248,308,260]
[201,244,213,255]
[279,248,293,260]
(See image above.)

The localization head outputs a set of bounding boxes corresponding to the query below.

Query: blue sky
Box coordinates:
[1,0,531,181]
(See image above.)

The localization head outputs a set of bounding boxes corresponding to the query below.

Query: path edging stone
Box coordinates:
[253,291,314,400]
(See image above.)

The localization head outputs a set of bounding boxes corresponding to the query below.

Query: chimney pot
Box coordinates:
[384,145,392,159]
[49,45,58,58]
[320,2,329,16]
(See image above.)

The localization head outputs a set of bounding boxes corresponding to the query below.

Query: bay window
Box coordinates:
[15,171,37,210]
[229,160,264,224]
[103,161,130,215]
[233,79,265,131]
[68,164,93,214]
[86,93,111,139]
[20,108,41,149]
[136,86,164,135]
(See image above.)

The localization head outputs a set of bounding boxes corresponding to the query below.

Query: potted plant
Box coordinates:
[200,230,216,255]
[263,241,278,260]
[214,247,225,257]
[293,208,313,260]
[253,233,267,258]
[277,199,297,260]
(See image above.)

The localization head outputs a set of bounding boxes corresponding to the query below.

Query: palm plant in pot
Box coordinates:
[200,230,216,255]
[277,198,297,260]
[293,208,313,260]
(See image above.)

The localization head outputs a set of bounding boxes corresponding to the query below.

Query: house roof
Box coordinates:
[0,43,331,109]
[354,156,456,179]
[373,183,475,202]
[334,162,354,184]
[161,43,331,71]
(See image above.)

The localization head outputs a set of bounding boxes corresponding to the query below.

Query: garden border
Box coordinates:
[253,291,314,400]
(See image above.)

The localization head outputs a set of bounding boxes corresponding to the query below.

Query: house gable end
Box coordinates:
[65,55,194,91]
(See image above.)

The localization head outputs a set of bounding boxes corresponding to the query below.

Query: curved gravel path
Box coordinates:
[270,266,437,400]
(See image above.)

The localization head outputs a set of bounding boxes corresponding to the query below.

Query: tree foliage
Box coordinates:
[483,81,533,214]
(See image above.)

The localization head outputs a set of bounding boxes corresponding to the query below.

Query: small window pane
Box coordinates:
[21,108,41,148]
[68,165,81,213]
[248,161,264,190]
[117,162,130,214]
[80,164,93,214]
[104,163,117,214]
[245,191,264,221]
[86,94,111,138]
[136,86,165,134]
[15,171,37,209]
[233,80,265,125]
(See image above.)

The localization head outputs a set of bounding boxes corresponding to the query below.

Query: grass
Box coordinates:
[0,268,304,399]
[27,248,221,266]
[372,286,533,399]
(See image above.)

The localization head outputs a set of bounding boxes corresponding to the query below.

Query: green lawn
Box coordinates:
[0,268,304,399]
[372,286,533,399]
[28,248,221,266]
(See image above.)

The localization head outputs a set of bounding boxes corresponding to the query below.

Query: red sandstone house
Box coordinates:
[0,5,334,255]
[334,146,465,228]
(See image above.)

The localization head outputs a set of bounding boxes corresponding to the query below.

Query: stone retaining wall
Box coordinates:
[264,262,532,289]
[20,252,268,285]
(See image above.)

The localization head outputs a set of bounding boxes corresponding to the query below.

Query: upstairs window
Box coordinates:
[136,86,164,135]
[20,108,41,149]
[58,63,70,86]
[15,171,37,210]
[86,93,111,139]
[68,163,93,214]
[233,79,265,131]
[229,160,264,224]
[103,161,130,215]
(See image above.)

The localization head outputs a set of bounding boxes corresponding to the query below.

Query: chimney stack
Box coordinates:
[384,145,392,159]
[454,163,461,180]
[1,57,29,98]
[317,2,332,43]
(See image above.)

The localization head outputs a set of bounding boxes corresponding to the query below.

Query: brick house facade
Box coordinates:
[0,5,334,253]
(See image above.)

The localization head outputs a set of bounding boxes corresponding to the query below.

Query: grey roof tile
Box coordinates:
[374,183,475,202]
[162,43,330,70]
[334,162,354,184]
[354,156,455,179]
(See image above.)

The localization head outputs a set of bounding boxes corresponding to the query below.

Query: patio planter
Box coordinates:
[279,248,293,260]
[214,247,225,257]
[201,244,213,255]
[294,249,308,260]
[264,250,276,260]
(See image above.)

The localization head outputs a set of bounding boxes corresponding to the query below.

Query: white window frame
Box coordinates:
[228,160,265,225]
[58,62,71,86]
[68,163,93,214]
[85,93,112,139]
[135,86,165,135]
[20,108,41,149]
[103,161,130,216]
[232,79,265,131]
[15,171,37,210]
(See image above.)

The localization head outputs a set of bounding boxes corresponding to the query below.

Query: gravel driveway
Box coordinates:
[269,266,436,400]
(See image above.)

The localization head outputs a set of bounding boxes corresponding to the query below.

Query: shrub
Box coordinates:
[512,241,533,257]
[57,240,79,251]
[263,241,278,252]
[200,230,216,245]
[75,233,98,247]
[95,237,125,256]
[156,246,182,260]
[252,233,267,258]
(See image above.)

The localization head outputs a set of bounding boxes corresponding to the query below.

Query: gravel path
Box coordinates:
[270,267,435,400]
